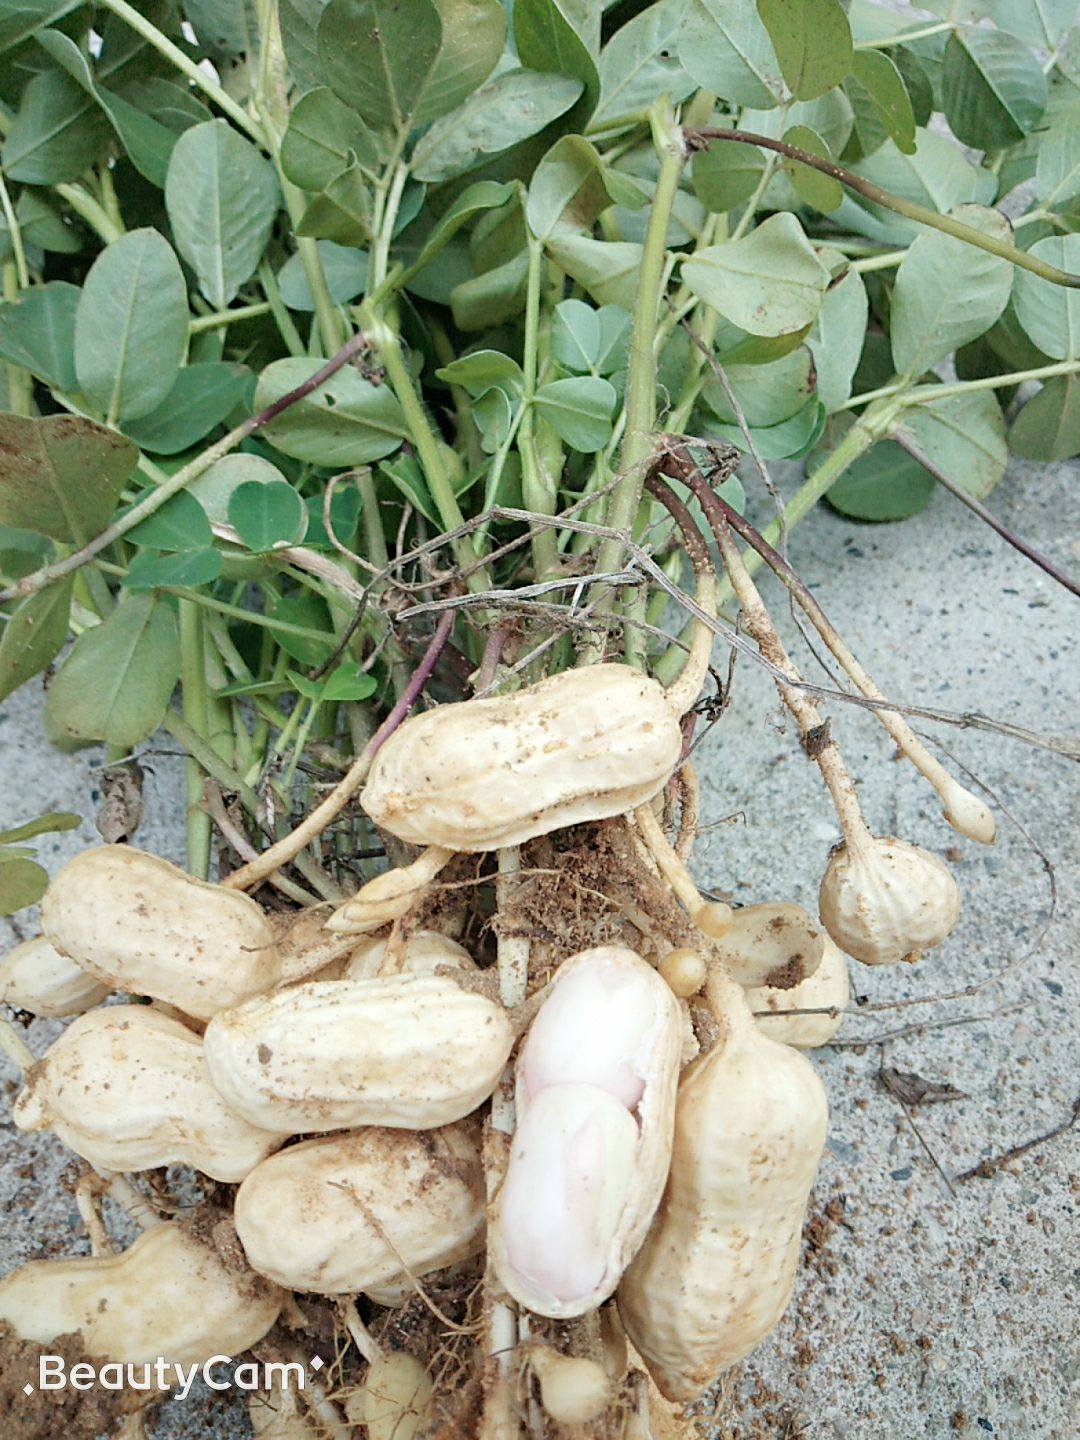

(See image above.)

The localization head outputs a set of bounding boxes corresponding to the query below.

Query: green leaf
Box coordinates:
[890,205,1013,377]
[120,77,212,135]
[533,376,616,451]
[165,122,280,309]
[288,659,378,702]
[121,363,250,456]
[707,396,824,458]
[280,0,327,93]
[229,479,308,551]
[182,0,257,57]
[757,0,852,101]
[0,576,73,702]
[380,451,440,523]
[36,28,178,186]
[74,228,189,423]
[0,281,79,390]
[942,29,1047,150]
[123,546,223,590]
[826,433,934,520]
[807,260,867,412]
[527,134,614,242]
[892,388,1007,501]
[399,180,515,282]
[436,350,524,395]
[11,190,82,255]
[595,0,695,125]
[544,235,643,309]
[551,298,600,373]
[0,854,49,916]
[411,70,582,184]
[265,589,335,666]
[46,593,180,748]
[450,251,530,330]
[318,0,443,131]
[691,139,766,213]
[1,69,110,184]
[0,414,137,544]
[514,0,600,131]
[0,809,79,844]
[1009,374,1080,461]
[1012,235,1080,359]
[189,453,288,525]
[277,240,369,309]
[682,213,829,337]
[281,87,383,189]
[678,0,783,109]
[782,124,843,212]
[303,485,362,547]
[0,0,82,51]
[701,346,816,428]
[1036,107,1080,209]
[254,358,408,465]
[849,49,915,156]
[125,489,213,551]
[295,164,373,246]
[418,0,507,127]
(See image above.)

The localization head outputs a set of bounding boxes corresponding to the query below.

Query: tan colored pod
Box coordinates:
[41,846,282,1020]
[746,935,850,1048]
[710,901,825,990]
[13,1006,283,1182]
[362,665,683,851]
[0,934,110,1017]
[204,973,514,1133]
[344,928,475,980]
[490,946,682,1319]
[345,1351,434,1440]
[235,1122,485,1294]
[0,1220,282,1369]
[819,835,960,965]
[618,970,827,1401]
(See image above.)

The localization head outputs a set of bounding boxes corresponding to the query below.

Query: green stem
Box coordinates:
[2,264,31,417]
[178,601,213,878]
[586,105,686,657]
[190,301,274,334]
[854,19,954,47]
[686,128,1080,288]
[0,169,29,289]
[96,0,265,144]
[258,258,306,356]
[358,469,410,698]
[851,248,906,273]
[369,311,493,591]
[519,234,558,580]
[162,710,262,816]
[841,357,1080,413]
[372,159,409,289]
[54,183,124,244]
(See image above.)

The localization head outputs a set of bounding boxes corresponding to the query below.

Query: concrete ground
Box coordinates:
[0,454,1076,1439]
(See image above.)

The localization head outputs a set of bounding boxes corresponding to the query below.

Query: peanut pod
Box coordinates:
[14,1007,284,1181]
[204,973,514,1132]
[0,1220,282,1370]
[0,934,110,1017]
[746,935,850,1048]
[41,846,281,1020]
[490,946,682,1319]
[235,1122,485,1295]
[617,969,827,1400]
[362,665,684,851]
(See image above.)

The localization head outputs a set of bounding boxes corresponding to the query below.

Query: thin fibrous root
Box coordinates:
[660,453,995,844]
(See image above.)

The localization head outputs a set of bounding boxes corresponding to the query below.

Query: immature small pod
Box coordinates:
[490,946,682,1319]
[617,970,827,1401]
[0,1221,282,1370]
[746,935,850,1048]
[0,934,110,1017]
[344,928,476,980]
[41,846,282,1020]
[13,1006,283,1182]
[345,1352,434,1440]
[234,1122,485,1294]
[204,973,514,1133]
[361,665,684,851]
[709,901,825,990]
[819,835,960,965]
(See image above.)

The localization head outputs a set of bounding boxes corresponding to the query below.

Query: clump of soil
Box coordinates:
[0,1325,151,1439]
